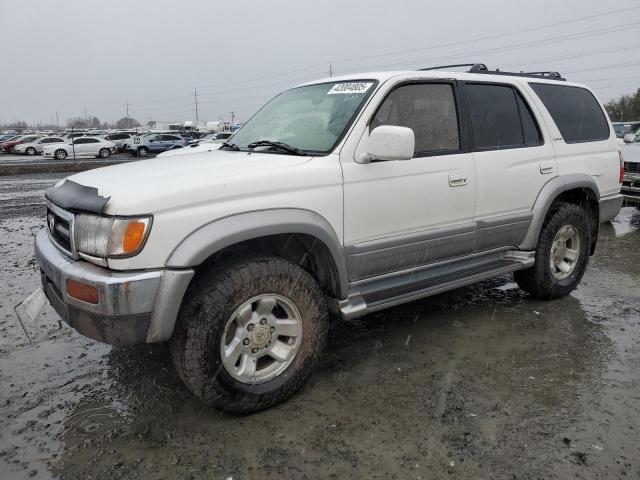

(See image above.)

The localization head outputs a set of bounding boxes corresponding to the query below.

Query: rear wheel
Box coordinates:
[54,149,67,160]
[98,148,110,158]
[514,202,592,299]
[171,255,328,413]
[138,146,149,157]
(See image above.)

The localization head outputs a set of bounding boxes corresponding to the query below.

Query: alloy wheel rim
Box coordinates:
[220,294,303,384]
[549,224,580,280]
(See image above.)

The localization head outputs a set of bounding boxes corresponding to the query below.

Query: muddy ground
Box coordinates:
[1,172,639,479]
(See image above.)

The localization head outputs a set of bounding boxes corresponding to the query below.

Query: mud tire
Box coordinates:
[170,255,328,413]
[514,202,592,300]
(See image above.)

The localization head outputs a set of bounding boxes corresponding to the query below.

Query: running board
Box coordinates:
[334,249,534,320]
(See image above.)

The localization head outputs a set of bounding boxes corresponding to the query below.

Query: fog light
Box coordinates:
[66,279,99,304]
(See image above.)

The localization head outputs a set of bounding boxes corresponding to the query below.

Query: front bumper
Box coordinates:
[35,229,193,344]
[622,172,640,207]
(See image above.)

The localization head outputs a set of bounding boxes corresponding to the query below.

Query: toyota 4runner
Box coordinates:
[34,65,623,412]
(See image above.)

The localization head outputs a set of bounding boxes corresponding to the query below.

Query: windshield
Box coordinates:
[614,123,638,134]
[230,80,377,154]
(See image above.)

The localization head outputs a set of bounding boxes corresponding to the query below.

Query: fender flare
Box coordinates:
[166,208,349,299]
[519,173,600,251]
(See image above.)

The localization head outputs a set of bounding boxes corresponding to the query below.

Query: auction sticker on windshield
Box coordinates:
[327,82,373,95]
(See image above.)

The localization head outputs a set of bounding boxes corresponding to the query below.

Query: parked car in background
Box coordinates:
[187,132,233,146]
[14,136,65,155]
[102,132,133,151]
[0,134,45,153]
[0,134,20,142]
[125,133,187,156]
[41,137,116,159]
[622,131,640,206]
[613,121,640,138]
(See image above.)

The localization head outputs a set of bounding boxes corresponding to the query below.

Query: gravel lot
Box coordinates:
[1,172,639,479]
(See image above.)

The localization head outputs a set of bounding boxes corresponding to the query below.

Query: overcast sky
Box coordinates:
[1,0,639,126]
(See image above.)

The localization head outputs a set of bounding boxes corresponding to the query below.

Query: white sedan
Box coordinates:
[14,136,65,155]
[42,137,117,160]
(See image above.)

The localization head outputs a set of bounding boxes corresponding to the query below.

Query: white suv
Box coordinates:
[34,65,623,412]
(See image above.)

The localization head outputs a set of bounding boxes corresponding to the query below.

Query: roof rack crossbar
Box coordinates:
[419,63,487,72]
[416,63,566,81]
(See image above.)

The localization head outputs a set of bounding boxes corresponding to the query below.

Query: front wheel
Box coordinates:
[171,255,328,413]
[514,202,592,299]
[26,147,36,155]
[54,149,68,160]
[98,148,110,158]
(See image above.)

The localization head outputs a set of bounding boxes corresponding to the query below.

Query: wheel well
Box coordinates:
[553,187,599,254]
[198,233,342,298]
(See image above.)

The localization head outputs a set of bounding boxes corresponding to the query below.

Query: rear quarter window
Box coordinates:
[529,83,610,143]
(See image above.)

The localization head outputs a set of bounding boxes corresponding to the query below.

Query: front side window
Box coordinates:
[530,83,610,143]
[371,83,460,155]
[231,80,377,154]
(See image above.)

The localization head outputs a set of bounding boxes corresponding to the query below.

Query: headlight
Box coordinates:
[74,214,151,258]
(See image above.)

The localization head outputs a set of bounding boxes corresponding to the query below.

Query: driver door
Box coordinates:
[341,81,477,280]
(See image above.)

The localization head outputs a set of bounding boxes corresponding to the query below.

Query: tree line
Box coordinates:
[605,88,640,122]
[1,117,142,130]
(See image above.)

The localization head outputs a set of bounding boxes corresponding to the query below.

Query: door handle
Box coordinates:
[539,161,555,174]
[448,173,468,187]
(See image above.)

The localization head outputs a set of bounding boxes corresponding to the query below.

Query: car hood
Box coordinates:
[623,143,640,164]
[156,142,223,158]
[47,149,313,215]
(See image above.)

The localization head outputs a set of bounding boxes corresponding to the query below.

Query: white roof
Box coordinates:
[299,70,588,90]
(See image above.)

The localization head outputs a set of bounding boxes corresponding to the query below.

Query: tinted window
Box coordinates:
[466,84,525,149]
[73,138,89,144]
[162,135,181,141]
[371,83,460,154]
[515,94,542,146]
[86,138,99,143]
[530,83,609,143]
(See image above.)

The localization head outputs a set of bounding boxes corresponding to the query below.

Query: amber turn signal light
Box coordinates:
[122,220,146,253]
[66,279,99,304]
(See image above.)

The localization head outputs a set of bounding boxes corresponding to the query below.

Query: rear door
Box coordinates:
[461,81,557,251]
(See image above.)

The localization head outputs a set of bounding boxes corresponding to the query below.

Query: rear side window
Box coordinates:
[529,83,609,143]
[371,83,460,155]
[465,83,542,150]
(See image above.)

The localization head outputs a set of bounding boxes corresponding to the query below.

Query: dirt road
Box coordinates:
[1,173,639,479]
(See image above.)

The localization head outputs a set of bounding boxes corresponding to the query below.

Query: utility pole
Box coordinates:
[55,110,59,127]
[230,111,235,125]
[84,107,88,126]
[194,89,199,123]
[329,62,333,77]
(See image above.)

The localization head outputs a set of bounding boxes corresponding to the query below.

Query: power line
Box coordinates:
[334,22,640,74]
[330,5,640,65]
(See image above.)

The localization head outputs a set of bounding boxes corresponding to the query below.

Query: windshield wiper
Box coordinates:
[247,140,306,156]
[219,141,240,151]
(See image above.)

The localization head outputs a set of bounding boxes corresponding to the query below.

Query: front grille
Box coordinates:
[625,162,640,174]
[46,203,75,257]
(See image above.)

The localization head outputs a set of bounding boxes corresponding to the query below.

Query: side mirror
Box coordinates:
[357,125,415,164]
[623,133,636,143]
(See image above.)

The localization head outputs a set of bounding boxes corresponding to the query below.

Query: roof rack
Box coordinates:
[417,63,566,81]
[419,63,488,72]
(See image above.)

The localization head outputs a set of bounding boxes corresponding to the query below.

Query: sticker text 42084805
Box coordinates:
[327,82,373,95]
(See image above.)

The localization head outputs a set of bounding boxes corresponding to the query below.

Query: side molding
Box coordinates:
[166,209,349,298]
[519,174,600,250]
